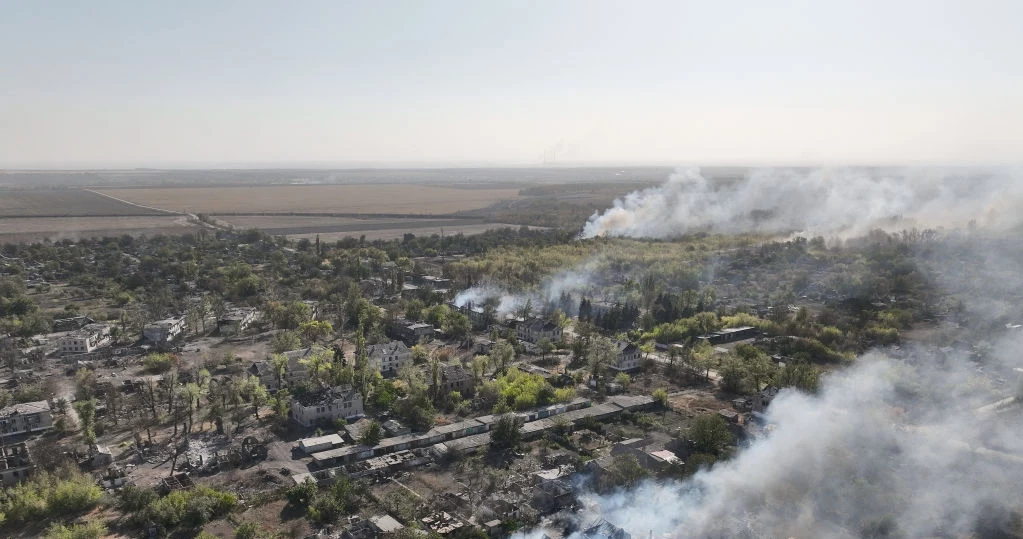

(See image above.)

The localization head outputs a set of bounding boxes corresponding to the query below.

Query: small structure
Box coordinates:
[532,478,576,514]
[160,473,195,494]
[421,512,468,537]
[298,433,344,455]
[583,519,632,539]
[697,326,758,345]
[291,385,365,427]
[143,316,186,346]
[382,419,410,437]
[91,444,114,467]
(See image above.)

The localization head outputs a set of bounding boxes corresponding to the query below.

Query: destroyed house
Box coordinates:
[291,385,364,427]
[428,364,475,397]
[142,316,186,344]
[59,324,111,355]
[0,400,52,436]
[0,443,34,485]
[583,519,631,539]
[517,317,563,344]
[365,340,411,375]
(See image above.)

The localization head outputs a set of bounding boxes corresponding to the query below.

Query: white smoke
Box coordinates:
[537,341,1023,538]
[582,167,1023,239]
[454,260,606,317]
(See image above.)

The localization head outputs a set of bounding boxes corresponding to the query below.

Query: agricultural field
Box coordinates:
[0,189,170,217]
[288,222,543,242]
[96,184,522,215]
[0,216,198,243]
[216,215,542,241]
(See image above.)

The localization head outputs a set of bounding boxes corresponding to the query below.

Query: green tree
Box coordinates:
[490,415,522,450]
[270,331,301,354]
[360,420,383,446]
[690,413,733,455]
[299,320,333,343]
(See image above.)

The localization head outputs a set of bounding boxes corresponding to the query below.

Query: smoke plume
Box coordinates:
[560,338,1023,538]
[454,259,605,316]
[582,167,1023,239]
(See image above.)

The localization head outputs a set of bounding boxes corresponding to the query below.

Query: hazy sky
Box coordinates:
[2,0,1022,167]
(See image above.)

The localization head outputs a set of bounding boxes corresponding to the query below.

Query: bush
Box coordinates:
[143,352,178,374]
[140,486,236,531]
[43,521,106,539]
[0,467,103,524]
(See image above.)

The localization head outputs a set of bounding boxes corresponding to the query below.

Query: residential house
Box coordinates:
[392,320,435,345]
[365,340,411,376]
[516,318,563,344]
[608,341,641,372]
[143,316,186,345]
[427,364,475,397]
[291,386,364,427]
[0,443,34,486]
[218,307,256,336]
[59,324,111,355]
[248,347,316,390]
[0,400,53,436]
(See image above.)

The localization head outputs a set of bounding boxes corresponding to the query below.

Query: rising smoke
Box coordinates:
[562,341,1023,538]
[582,167,1023,239]
[454,259,606,316]
[508,168,1023,537]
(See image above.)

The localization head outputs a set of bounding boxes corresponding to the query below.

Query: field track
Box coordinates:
[0,189,172,217]
[96,184,521,215]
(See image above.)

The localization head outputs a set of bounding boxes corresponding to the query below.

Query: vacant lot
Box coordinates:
[0,216,198,243]
[97,184,521,215]
[0,189,170,217]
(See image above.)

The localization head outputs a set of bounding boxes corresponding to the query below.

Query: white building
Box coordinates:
[143,316,186,344]
[366,340,411,375]
[59,324,111,355]
[291,386,364,427]
[609,341,641,372]
[0,400,53,436]
[517,318,563,344]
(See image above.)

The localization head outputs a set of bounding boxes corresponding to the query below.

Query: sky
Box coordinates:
[1,0,1022,168]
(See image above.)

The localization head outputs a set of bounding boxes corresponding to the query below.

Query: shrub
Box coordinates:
[43,521,106,539]
[0,467,103,524]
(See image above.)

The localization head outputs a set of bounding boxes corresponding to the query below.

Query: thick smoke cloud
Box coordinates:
[559,341,1023,538]
[582,167,1023,239]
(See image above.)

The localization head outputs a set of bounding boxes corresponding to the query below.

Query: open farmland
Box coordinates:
[0,216,198,243]
[0,189,171,217]
[285,222,543,242]
[96,184,521,215]
[216,215,543,242]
